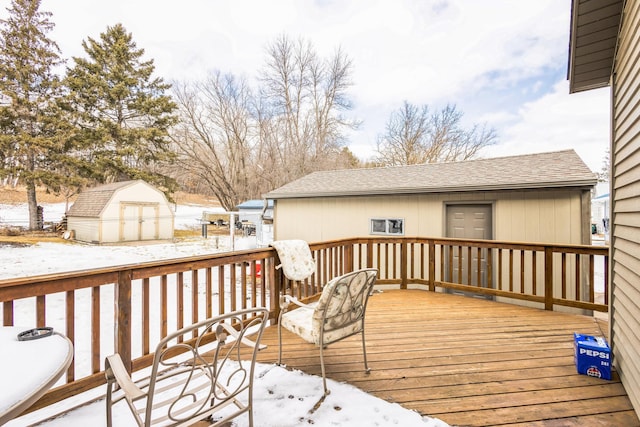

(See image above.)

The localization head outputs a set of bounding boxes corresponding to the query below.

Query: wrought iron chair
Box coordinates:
[105,308,269,427]
[277,268,378,395]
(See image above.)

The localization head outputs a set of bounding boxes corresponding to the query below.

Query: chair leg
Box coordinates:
[277,315,284,365]
[248,388,254,427]
[319,343,330,396]
[106,381,114,427]
[361,329,371,374]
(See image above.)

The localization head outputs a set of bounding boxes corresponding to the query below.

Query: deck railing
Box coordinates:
[0,236,608,414]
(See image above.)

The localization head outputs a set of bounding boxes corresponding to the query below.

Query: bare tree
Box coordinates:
[170,35,360,209]
[598,149,610,182]
[376,102,497,166]
[259,35,359,185]
[170,72,254,212]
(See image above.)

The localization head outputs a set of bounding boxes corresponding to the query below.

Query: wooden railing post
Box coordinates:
[544,247,554,311]
[401,241,408,289]
[344,243,354,273]
[115,269,133,374]
[2,301,13,326]
[271,256,283,323]
[428,240,436,291]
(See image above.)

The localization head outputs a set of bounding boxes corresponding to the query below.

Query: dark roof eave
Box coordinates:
[266,180,598,200]
[567,0,623,93]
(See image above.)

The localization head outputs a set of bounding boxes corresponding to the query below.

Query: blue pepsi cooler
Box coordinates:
[574,333,611,380]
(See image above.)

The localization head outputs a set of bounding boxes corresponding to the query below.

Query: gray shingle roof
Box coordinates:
[67,180,139,217]
[264,150,597,199]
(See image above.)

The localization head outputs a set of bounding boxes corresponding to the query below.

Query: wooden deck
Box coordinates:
[256,289,639,427]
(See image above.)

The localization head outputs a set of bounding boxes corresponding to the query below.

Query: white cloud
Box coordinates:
[481,80,611,172]
[1,0,609,170]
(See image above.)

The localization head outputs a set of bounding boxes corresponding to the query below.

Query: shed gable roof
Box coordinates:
[67,180,142,217]
[568,0,623,93]
[264,150,597,199]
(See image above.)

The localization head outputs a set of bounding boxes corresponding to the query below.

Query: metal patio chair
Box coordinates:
[277,268,378,395]
[105,308,268,427]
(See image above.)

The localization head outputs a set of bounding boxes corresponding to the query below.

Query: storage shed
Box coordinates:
[66,180,174,243]
[264,150,597,246]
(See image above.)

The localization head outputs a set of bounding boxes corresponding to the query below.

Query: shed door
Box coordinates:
[445,204,493,296]
[121,203,159,241]
[140,205,159,240]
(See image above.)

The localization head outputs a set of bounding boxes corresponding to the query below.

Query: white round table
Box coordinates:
[0,326,73,425]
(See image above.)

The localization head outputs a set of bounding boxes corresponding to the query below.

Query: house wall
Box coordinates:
[273,188,590,312]
[273,189,588,245]
[611,0,640,417]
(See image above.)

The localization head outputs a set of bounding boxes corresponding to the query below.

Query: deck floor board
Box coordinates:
[255,289,639,427]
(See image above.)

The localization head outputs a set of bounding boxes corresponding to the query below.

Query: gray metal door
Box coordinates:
[445,204,493,295]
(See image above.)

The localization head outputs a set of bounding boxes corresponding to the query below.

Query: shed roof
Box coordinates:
[264,150,597,199]
[67,180,143,217]
[567,0,623,93]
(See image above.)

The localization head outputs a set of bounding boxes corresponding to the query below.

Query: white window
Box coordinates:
[370,218,404,236]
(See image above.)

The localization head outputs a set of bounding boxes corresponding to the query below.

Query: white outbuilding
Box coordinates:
[66,180,174,243]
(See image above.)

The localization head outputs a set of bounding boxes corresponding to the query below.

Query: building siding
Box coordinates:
[274,188,590,313]
[611,0,640,417]
[274,189,587,246]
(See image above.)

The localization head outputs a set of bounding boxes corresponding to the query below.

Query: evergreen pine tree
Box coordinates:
[64,23,178,194]
[0,0,69,229]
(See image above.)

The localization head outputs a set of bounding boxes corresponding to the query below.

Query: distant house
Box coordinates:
[591,192,610,235]
[67,180,174,244]
[235,199,273,223]
[568,0,640,418]
[264,150,597,246]
[235,199,274,246]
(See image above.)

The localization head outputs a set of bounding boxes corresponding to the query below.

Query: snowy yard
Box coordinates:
[0,201,254,279]
[12,362,448,427]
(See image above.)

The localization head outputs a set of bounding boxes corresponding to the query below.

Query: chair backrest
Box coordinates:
[143,308,269,426]
[271,239,316,281]
[312,269,378,345]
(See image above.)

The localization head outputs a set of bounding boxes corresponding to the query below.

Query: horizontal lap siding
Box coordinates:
[612,0,640,419]
[274,191,586,245]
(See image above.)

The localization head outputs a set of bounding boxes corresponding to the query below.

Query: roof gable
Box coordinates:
[67,180,146,217]
[265,150,597,199]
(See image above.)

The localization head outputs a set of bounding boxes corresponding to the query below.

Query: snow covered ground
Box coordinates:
[15,362,449,427]
[0,201,256,279]
[6,363,448,427]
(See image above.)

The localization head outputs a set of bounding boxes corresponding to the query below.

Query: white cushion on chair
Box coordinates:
[280,301,319,344]
[271,240,316,281]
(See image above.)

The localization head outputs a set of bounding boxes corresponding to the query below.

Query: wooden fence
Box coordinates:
[0,236,608,413]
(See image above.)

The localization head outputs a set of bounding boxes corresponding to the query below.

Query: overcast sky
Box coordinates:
[3,0,611,172]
